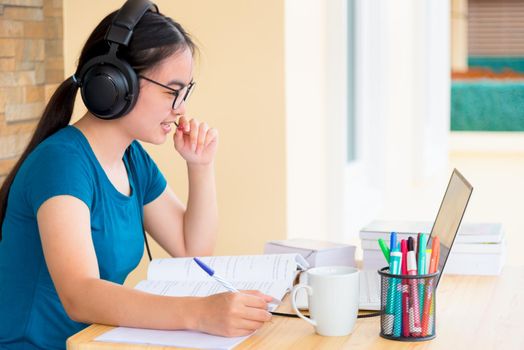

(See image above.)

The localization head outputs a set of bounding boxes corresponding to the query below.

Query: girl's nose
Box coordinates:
[173,101,186,116]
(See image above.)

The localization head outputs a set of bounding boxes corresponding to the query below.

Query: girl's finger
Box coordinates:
[177,115,186,129]
[189,119,198,152]
[174,124,184,149]
[196,122,208,154]
[240,306,272,323]
[204,128,218,148]
[241,290,274,304]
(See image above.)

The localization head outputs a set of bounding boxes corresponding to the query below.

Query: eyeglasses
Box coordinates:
[138,75,195,110]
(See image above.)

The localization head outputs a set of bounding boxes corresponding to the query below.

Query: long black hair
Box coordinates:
[0,8,196,240]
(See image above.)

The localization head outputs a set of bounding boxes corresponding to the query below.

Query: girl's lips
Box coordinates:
[163,120,190,134]
[161,122,172,133]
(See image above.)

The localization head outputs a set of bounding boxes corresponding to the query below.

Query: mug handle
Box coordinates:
[291,284,316,327]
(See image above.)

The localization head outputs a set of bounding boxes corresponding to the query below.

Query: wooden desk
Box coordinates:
[68,266,524,349]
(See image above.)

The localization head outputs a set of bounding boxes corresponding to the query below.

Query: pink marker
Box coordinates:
[401,240,410,337]
[407,237,422,336]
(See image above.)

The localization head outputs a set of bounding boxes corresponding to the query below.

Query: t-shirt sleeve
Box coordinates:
[24,144,94,215]
[129,141,167,205]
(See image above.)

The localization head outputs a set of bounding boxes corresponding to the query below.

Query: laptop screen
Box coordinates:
[429,169,473,286]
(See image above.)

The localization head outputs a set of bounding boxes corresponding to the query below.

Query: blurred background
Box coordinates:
[0,0,521,286]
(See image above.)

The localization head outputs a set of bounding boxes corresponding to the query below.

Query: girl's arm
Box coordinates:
[143,117,219,257]
[38,195,270,336]
[143,162,218,258]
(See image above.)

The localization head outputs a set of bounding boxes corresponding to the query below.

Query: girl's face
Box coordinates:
[122,47,194,144]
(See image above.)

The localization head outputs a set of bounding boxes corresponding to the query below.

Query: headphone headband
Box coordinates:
[78,0,158,120]
[105,0,157,47]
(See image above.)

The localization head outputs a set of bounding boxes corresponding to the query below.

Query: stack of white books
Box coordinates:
[264,238,356,268]
[359,220,506,275]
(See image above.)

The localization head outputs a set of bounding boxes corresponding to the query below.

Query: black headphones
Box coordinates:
[76,0,158,120]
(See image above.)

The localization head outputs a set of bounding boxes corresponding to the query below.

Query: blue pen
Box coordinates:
[193,257,282,305]
[193,257,239,292]
[390,232,397,254]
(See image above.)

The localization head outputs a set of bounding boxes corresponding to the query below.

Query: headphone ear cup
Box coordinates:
[79,55,139,120]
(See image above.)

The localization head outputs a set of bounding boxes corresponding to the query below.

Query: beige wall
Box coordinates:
[63,0,286,285]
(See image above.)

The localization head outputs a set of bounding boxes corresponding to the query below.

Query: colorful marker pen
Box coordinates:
[378,238,390,264]
[409,307,416,336]
[416,233,421,264]
[401,240,410,338]
[422,237,440,336]
[429,297,435,335]
[418,234,427,274]
[391,249,403,337]
[418,233,428,319]
[390,232,397,257]
[421,279,434,337]
[425,249,432,274]
[407,237,422,336]
[384,236,400,336]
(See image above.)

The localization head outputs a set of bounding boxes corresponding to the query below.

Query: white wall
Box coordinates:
[285,0,329,241]
[414,0,451,182]
[350,0,451,228]
[285,0,452,244]
[325,0,350,242]
[285,0,352,242]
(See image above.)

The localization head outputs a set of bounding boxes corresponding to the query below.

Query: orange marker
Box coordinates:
[421,237,440,336]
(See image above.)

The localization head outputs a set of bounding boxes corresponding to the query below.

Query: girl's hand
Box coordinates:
[192,290,273,337]
[174,116,218,165]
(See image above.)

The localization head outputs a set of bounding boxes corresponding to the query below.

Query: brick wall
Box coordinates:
[0,0,63,184]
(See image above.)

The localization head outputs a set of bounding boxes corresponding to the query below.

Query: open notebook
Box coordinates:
[96,254,308,349]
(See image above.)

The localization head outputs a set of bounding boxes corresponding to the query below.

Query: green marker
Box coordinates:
[378,238,390,264]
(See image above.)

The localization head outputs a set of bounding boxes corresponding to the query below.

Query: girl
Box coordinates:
[0,2,272,349]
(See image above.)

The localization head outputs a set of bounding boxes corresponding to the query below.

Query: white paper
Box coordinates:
[135,279,291,302]
[96,327,248,350]
[147,254,301,282]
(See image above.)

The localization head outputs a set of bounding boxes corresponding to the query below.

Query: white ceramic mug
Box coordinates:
[291,266,359,336]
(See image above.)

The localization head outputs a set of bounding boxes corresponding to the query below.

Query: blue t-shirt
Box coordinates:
[0,125,167,350]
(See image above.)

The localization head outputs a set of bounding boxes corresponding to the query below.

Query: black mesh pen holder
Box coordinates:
[378,267,439,341]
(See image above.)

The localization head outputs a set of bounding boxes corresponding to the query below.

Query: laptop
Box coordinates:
[359,168,474,310]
